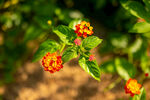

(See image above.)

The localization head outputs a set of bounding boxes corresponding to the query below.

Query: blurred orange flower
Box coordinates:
[124,78,142,97]
[75,21,93,38]
[74,38,81,46]
[137,18,146,23]
[89,54,96,61]
[42,52,63,73]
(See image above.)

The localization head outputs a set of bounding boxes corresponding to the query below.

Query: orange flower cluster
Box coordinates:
[137,18,146,23]
[124,78,142,97]
[42,52,63,73]
[75,21,93,38]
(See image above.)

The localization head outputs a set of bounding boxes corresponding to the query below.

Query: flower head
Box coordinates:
[89,54,96,61]
[124,78,142,97]
[42,52,63,73]
[75,21,93,38]
[74,38,81,46]
[137,18,145,23]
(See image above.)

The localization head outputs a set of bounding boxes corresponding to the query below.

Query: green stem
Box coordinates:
[81,53,89,58]
[128,52,133,63]
[80,47,86,52]
[104,77,122,92]
[59,43,66,54]
[79,49,89,58]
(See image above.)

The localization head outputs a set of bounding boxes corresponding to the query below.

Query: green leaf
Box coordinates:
[100,59,116,74]
[129,22,150,33]
[109,32,129,48]
[62,46,78,63]
[120,0,150,23]
[24,25,43,42]
[139,88,146,100]
[68,19,82,30]
[128,38,143,54]
[143,0,150,12]
[130,87,146,100]
[53,25,77,45]
[128,37,148,60]
[32,40,60,62]
[79,55,100,81]
[115,58,136,80]
[82,36,102,51]
[143,32,150,38]
[140,51,150,73]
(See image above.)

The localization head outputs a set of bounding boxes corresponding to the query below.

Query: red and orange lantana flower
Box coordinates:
[124,78,142,97]
[42,52,63,73]
[74,21,93,38]
[89,54,96,61]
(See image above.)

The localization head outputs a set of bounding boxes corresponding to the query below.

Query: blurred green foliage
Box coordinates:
[100,0,150,79]
[0,0,121,85]
[0,0,84,85]
[0,0,150,99]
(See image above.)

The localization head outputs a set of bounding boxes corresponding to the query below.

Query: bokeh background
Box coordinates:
[0,0,150,100]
